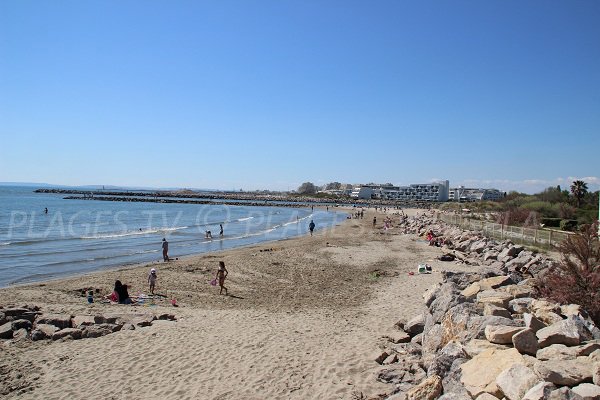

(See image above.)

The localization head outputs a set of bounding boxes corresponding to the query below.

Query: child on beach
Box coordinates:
[215,261,228,295]
[148,268,157,294]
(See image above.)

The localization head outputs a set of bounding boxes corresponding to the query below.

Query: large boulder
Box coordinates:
[512,328,539,356]
[534,358,594,386]
[483,304,512,319]
[429,282,467,323]
[496,364,542,400]
[537,343,600,361]
[571,383,600,400]
[71,315,95,328]
[463,339,510,358]
[405,314,425,336]
[523,382,557,400]
[52,327,82,340]
[548,387,586,399]
[510,297,534,314]
[594,362,600,385]
[537,317,586,348]
[485,325,524,344]
[11,319,32,331]
[0,322,13,339]
[477,290,513,308]
[524,313,547,332]
[36,314,72,330]
[460,348,525,398]
[405,375,443,400]
[427,341,467,378]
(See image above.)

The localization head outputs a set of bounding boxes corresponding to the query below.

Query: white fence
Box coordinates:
[437,214,572,248]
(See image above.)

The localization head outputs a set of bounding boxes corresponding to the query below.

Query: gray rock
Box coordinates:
[423,284,442,307]
[72,315,95,328]
[548,387,585,400]
[496,364,542,400]
[3,307,29,317]
[11,319,32,331]
[0,321,13,339]
[81,325,113,339]
[411,333,423,345]
[534,358,594,386]
[523,382,557,400]
[405,314,425,336]
[121,323,135,331]
[12,328,29,341]
[52,327,82,340]
[537,316,586,348]
[524,313,547,332]
[36,314,72,330]
[437,394,471,400]
[427,341,467,378]
[510,297,534,314]
[430,282,467,323]
[513,328,539,356]
[571,383,600,400]
[30,323,59,341]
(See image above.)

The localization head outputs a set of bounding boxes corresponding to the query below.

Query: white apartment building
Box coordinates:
[351,181,450,201]
[449,186,504,202]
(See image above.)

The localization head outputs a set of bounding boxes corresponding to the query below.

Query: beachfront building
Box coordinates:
[449,186,504,202]
[351,181,450,202]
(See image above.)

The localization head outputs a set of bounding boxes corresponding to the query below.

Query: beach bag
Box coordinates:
[210,278,217,286]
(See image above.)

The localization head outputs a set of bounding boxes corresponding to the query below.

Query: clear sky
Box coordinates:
[1,1,599,193]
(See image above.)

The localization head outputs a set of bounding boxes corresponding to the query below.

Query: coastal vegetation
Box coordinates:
[440,181,599,232]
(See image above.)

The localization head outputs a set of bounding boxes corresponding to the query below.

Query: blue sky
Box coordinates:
[1,1,599,193]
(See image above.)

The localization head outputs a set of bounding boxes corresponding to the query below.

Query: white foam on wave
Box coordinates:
[0,242,10,246]
[235,217,255,222]
[81,226,188,240]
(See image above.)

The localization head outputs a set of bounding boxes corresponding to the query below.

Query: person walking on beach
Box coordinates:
[219,224,224,237]
[162,238,169,261]
[373,216,377,227]
[215,261,228,295]
[148,268,158,294]
[309,220,316,236]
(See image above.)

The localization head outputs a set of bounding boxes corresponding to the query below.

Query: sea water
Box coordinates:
[0,186,347,287]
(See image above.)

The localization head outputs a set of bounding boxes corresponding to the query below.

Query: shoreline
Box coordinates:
[1,207,472,399]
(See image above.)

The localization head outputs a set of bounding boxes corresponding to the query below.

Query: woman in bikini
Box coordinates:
[215,261,228,295]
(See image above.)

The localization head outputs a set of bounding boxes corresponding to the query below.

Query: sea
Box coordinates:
[0,186,347,287]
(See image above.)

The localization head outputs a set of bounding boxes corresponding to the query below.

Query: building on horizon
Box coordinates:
[350,181,450,202]
[449,186,504,202]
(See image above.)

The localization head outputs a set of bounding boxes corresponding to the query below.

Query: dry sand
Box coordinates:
[1,208,471,400]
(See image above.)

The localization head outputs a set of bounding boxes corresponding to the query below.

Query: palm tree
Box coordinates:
[570,180,588,208]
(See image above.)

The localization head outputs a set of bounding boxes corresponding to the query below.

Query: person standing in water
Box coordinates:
[219,224,224,237]
[215,261,228,295]
[161,238,169,261]
[309,220,315,236]
[44,207,48,214]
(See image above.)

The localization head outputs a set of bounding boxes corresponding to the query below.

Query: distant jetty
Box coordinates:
[35,188,352,208]
[34,188,430,208]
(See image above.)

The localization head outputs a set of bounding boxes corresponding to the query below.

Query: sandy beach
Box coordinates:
[1,208,471,400]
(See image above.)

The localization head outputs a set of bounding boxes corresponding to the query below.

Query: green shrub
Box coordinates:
[559,219,578,231]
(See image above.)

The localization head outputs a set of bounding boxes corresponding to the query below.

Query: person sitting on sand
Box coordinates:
[114,280,134,304]
[215,261,228,295]
[148,268,157,294]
